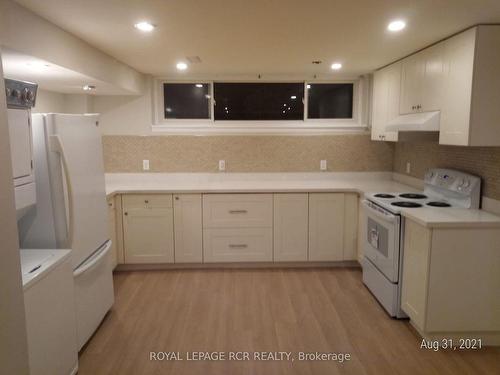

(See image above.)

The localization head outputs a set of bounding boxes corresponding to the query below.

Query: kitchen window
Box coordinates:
[307,83,354,119]
[163,83,211,119]
[154,79,367,134]
[214,83,304,121]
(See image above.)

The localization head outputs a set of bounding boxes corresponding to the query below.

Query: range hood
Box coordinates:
[385,111,440,132]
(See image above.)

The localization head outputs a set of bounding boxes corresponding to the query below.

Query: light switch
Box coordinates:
[320,160,327,171]
[143,159,150,171]
[406,162,411,174]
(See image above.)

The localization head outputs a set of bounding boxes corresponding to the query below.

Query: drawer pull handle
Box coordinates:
[229,210,248,214]
[144,200,149,203]
[229,244,248,249]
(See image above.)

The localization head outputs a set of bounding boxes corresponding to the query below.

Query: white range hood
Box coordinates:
[385,111,440,132]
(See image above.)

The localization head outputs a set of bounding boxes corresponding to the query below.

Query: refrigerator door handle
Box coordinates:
[73,240,111,277]
[49,134,75,248]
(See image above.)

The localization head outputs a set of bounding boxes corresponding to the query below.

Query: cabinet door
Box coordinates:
[107,198,118,269]
[439,28,476,146]
[273,194,308,261]
[343,194,358,261]
[308,193,345,261]
[400,54,424,114]
[123,207,174,263]
[372,63,401,142]
[173,194,203,263]
[421,43,446,112]
[401,220,432,330]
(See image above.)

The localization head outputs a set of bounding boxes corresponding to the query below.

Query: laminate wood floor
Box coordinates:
[78,268,500,375]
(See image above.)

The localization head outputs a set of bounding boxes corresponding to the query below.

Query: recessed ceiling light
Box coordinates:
[195,84,203,88]
[387,20,406,32]
[331,62,342,70]
[134,22,155,32]
[83,85,96,91]
[176,62,188,71]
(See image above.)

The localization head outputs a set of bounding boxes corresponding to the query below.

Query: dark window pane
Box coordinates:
[214,83,304,121]
[307,83,353,119]
[164,83,210,119]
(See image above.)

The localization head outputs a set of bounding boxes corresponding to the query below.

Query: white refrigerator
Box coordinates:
[19,113,114,351]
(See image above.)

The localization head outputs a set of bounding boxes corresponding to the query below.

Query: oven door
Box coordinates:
[361,200,401,283]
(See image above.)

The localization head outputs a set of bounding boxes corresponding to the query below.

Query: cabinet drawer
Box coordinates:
[123,194,172,209]
[202,194,272,228]
[203,228,272,262]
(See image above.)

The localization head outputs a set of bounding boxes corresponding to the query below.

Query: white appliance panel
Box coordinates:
[7,108,32,181]
[46,114,109,268]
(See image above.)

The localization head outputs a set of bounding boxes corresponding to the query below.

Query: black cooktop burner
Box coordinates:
[374,193,396,198]
[391,201,423,208]
[399,193,428,200]
[427,201,452,207]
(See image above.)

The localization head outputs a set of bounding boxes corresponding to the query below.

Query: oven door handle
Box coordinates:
[361,200,398,223]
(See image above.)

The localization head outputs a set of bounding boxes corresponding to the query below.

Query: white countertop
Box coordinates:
[105,172,500,229]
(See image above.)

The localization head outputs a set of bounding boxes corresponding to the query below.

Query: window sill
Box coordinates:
[151,120,369,135]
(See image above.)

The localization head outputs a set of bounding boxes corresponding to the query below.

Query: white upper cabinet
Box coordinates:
[400,43,446,115]
[440,25,500,146]
[371,62,401,142]
[373,25,500,146]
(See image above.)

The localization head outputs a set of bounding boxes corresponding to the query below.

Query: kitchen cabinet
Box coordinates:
[273,193,308,261]
[371,61,401,142]
[401,218,500,344]
[203,194,273,262]
[173,194,203,263]
[439,25,500,146]
[122,194,174,263]
[308,193,345,261]
[107,197,118,269]
[400,42,446,115]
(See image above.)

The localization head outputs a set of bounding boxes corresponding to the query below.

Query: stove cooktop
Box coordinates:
[366,192,454,214]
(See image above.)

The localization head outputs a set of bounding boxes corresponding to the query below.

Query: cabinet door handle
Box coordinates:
[229,244,248,249]
[175,196,179,200]
[229,210,247,214]
[144,200,149,203]
[124,212,128,216]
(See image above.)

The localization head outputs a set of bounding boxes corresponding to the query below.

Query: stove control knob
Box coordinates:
[11,89,21,99]
[463,179,470,188]
[22,88,34,103]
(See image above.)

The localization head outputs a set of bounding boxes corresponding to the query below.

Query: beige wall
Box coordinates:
[0,49,30,375]
[0,0,145,94]
[33,89,93,114]
[103,133,394,173]
[394,141,500,200]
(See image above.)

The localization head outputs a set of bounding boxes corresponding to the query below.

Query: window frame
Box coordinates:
[153,78,367,134]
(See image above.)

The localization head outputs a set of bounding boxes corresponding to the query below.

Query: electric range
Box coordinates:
[361,168,481,318]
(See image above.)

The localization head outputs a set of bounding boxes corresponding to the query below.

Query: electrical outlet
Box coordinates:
[143,159,150,171]
[320,160,327,171]
[406,161,411,174]
[218,160,226,171]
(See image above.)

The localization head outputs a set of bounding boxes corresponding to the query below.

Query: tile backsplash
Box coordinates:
[394,141,500,200]
[103,134,394,173]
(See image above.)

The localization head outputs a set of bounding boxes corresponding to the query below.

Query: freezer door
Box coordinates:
[73,240,114,350]
[46,114,109,268]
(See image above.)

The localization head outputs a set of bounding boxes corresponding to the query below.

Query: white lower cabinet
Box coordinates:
[173,194,203,263]
[273,193,308,261]
[309,193,345,261]
[118,192,359,265]
[107,197,118,269]
[122,194,174,263]
[203,227,273,262]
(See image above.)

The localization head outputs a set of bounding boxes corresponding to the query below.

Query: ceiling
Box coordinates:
[13,0,500,78]
[1,48,131,94]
